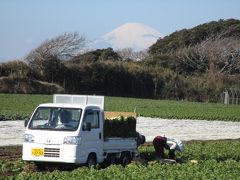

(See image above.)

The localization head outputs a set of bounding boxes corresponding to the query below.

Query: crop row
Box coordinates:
[1,140,240,179]
[0,94,51,120]
[1,93,240,121]
[106,96,240,121]
[12,160,240,180]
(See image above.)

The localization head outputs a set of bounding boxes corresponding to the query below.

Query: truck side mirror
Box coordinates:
[83,122,91,131]
[24,119,29,127]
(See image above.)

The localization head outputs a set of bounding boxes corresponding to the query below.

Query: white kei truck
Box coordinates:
[22,94,144,168]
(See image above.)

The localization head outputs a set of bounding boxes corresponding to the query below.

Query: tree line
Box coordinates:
[1,19,240,102]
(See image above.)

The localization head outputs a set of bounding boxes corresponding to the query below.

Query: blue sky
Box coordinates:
[1,0,240,62]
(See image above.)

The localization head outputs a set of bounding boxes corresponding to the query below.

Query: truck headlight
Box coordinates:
[23,134,35,143]
[63,136,81,145]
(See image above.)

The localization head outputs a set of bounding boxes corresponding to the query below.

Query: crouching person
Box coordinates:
[153,135,167,159]
[153,135,184,160]
[136,132,146,147]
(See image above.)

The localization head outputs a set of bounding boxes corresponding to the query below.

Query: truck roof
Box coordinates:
[38,103,101,110]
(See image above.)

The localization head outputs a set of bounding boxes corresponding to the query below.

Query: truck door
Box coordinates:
[80,109,104,163]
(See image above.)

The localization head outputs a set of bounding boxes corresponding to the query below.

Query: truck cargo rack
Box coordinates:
[53,94,104,110]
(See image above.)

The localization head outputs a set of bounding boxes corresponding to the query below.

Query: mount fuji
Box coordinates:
[93,23,163,51]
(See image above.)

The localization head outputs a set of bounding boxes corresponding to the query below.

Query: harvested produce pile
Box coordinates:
[104,111,137,119]
[104,116,136,138]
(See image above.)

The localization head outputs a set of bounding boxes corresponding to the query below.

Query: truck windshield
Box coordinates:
[29,107,82,131]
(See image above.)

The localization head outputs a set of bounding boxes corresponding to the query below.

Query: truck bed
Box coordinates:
[103,137,137,152]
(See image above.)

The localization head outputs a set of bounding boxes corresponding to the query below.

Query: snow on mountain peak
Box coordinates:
[94,22,163,51]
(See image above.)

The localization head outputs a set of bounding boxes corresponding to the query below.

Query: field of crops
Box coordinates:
[1,94,240,178]
[1,140,240,179]
[0,93,240,121]
[0,94,51,120]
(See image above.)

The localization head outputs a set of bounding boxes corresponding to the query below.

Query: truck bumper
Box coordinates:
[22,143,85,164]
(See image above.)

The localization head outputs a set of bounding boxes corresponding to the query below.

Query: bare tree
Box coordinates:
[176,43,208,73]
[117,48,148,61]
[204,38,240,74]
[25,32,88,69]
[176,37,240,74]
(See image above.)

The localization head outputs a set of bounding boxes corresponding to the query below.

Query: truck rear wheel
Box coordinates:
[119,152,131,167]
[86,153,97,168]
[105,153,116,166]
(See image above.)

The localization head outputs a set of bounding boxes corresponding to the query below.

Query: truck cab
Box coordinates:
[22,94,141,167]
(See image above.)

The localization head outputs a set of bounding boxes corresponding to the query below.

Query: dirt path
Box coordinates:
[136,117,240,142]
[1,118,240,146]
[0,121,25,146]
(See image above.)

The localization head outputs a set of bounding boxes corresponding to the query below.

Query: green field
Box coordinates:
[0,93,240,121]
[1,140,240,179]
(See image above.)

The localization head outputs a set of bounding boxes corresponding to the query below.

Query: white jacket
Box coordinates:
[167,139,177,150]
[166,138,184,151]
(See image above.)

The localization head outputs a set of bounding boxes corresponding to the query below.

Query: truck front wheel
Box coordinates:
[86,153,97,168]
[34,162,46,170]
[119,152,131,167]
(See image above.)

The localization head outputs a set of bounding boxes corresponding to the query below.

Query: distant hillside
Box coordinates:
[1,19,239,103]
[0,61,65,94]
[149,19,240,54]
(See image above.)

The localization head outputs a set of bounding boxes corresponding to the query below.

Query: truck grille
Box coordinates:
[44,148,60,158]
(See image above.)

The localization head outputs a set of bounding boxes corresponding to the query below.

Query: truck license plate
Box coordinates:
[32,148,44,156]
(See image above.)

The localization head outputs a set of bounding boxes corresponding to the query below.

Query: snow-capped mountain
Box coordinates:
[93,23,163,51]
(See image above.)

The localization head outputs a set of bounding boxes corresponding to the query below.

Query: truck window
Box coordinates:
[29,107,82,131]
[83,111,99,129]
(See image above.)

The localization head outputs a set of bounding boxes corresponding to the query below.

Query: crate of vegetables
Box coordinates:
[104,116,137,138]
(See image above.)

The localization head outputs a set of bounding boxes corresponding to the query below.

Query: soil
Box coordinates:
[0,145,22,161]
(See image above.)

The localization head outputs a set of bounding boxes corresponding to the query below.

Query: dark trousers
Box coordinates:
[168,150,176,159]
[153,136,166,158]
